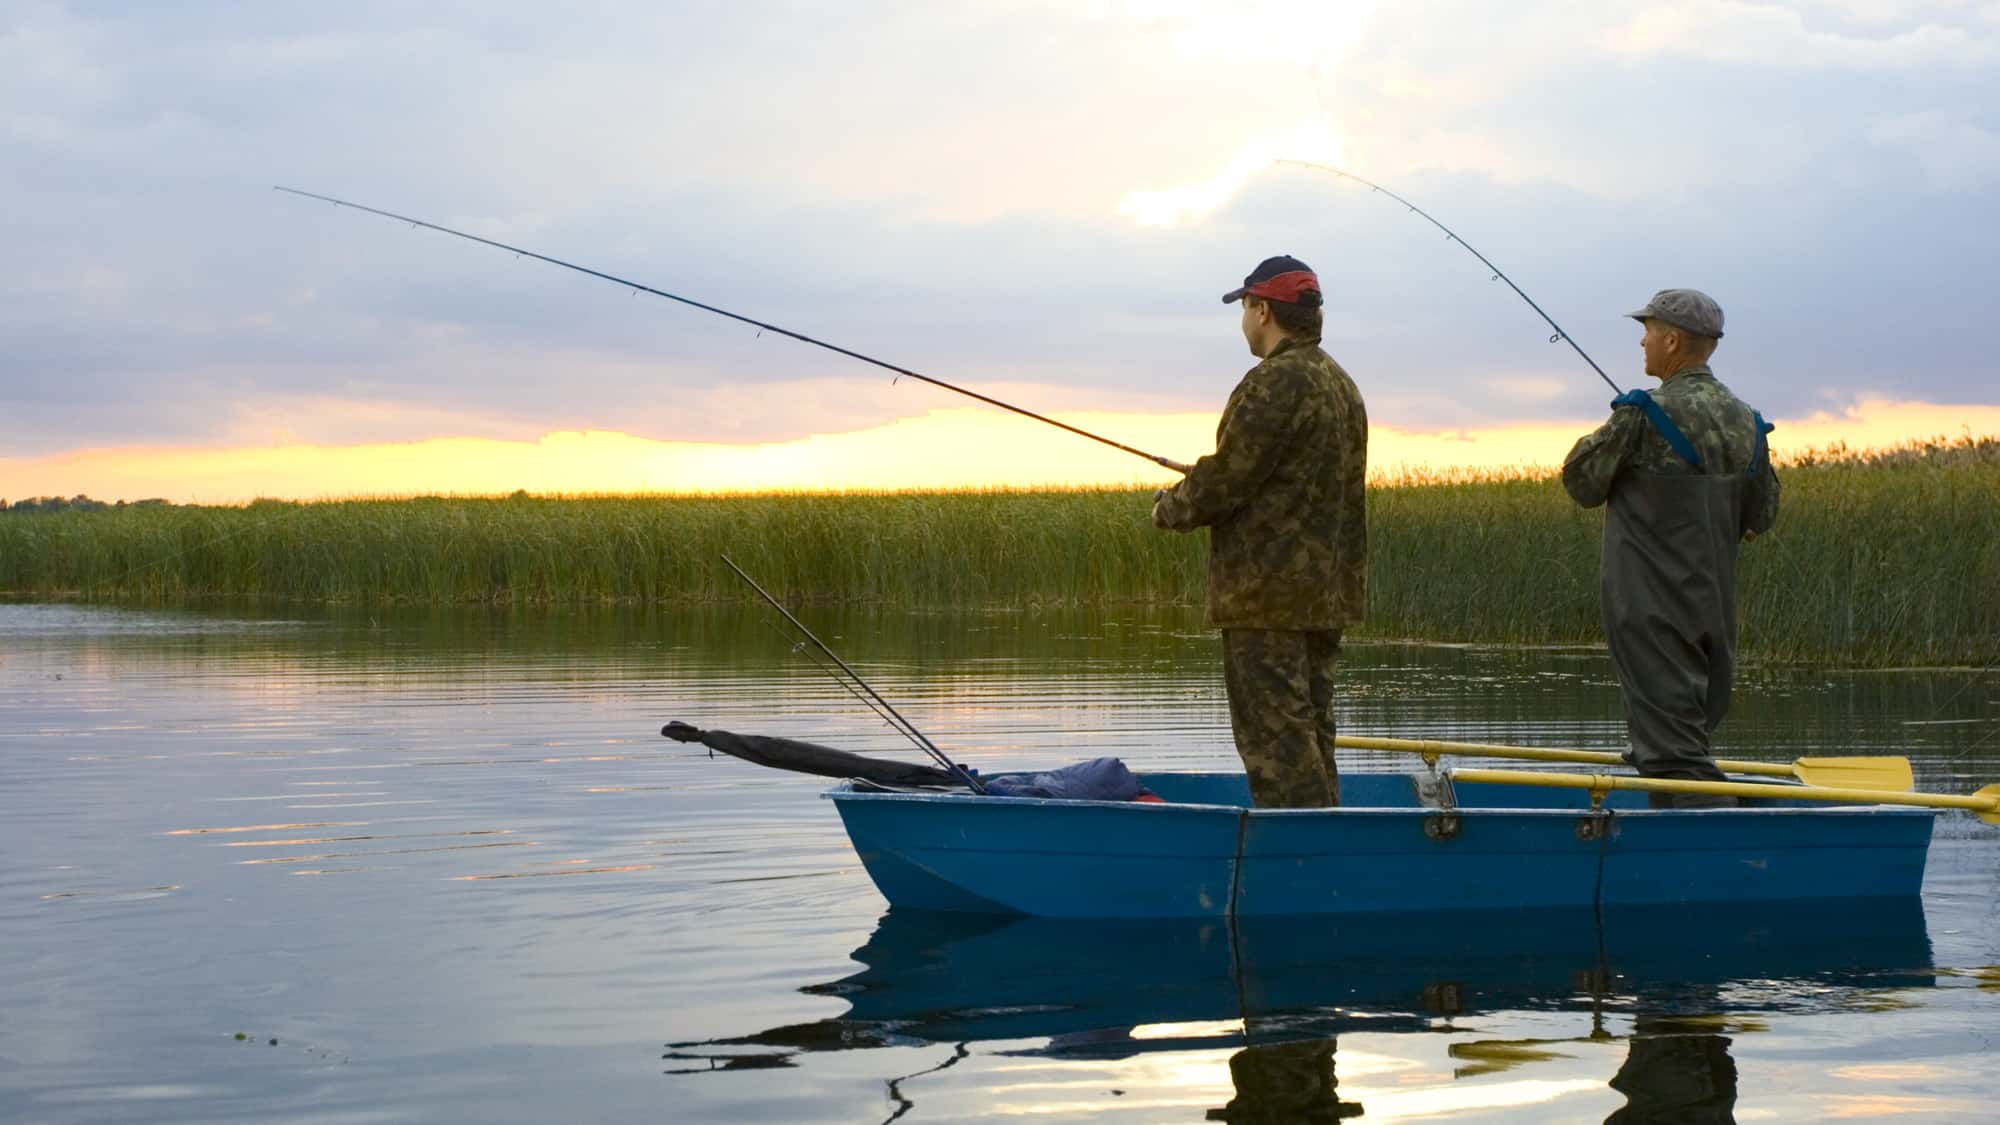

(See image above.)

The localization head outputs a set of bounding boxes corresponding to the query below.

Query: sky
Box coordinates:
[4,1,1998,501]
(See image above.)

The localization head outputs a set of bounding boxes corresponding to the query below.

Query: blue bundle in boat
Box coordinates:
[980,757,1152,802]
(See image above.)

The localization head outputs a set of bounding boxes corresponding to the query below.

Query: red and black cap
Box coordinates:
[1221,254,1322,306]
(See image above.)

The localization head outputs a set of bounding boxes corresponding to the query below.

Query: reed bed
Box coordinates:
[3,437,1994,665]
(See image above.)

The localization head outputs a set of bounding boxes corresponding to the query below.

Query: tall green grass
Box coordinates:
[0,491,1200,606]
[3,439,1994,665]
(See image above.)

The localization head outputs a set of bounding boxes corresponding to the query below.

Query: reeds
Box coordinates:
[3,438,1994,665]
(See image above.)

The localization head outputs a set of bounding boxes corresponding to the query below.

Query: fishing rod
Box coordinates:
[722,572,946,774]
[1279,160,1623,395]
[274,186,1182,472]
[746,611,942,770]
[719,554,985,793]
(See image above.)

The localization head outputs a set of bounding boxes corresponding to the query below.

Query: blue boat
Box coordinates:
[828,770,1935,918]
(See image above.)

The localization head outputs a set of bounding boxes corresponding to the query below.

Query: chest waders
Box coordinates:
[1602,389,1771,807]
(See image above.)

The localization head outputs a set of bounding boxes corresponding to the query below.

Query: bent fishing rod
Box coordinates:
[274,186,1180,472]
[719,554,985,793]
[1279,160,1623,395]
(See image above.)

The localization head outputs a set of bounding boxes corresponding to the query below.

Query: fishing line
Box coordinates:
[1872,626,2000,768]
[274,186,1181,472]
[1929,636,2000,711]
[1951,722,1999,760]
[1279,160,1623,395]
[1938,664,2000,765]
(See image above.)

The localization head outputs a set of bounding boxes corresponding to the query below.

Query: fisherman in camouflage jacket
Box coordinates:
[1563,289,1780,808]
[1153,255,1368,808]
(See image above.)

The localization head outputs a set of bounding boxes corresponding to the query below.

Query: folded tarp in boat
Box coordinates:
[662,722,1155,801]
[980,757,1151,801]
[662,721,961,787]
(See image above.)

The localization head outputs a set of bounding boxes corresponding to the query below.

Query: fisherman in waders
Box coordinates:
[1563,289,1780,808]
[1153,255,1368,809]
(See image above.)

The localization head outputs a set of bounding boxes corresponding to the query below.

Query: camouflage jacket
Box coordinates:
[1561,364,1780,534]
[1155,336,1368,630]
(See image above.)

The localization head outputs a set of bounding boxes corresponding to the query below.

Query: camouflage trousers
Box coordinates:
[1221,628,1343,809]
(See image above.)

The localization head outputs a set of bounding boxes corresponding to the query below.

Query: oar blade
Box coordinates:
[1792,757,1914,792]
[1978,785,2000,826]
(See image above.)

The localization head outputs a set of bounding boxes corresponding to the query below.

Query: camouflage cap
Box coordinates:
[1626,288,1724,339]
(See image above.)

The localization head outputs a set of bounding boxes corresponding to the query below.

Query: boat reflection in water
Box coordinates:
[669,898,1933,1121]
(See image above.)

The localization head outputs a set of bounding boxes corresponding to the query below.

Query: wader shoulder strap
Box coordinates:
[1611,388,1703,470]
[1748,411,1774,479]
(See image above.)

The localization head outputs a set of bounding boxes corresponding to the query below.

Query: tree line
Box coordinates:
[0,495,173,515]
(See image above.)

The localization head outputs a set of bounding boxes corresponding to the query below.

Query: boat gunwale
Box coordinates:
[823,778,1940,819]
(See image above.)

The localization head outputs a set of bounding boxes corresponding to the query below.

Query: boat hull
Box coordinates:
[828,771,1935,918]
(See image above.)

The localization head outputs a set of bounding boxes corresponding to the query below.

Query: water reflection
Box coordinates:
[674,901,1933,1121]
[1605,1015,1737,1123]
[1208,1034,1357,1122]
[5,602,1991,783]
[3,601,1993,1123]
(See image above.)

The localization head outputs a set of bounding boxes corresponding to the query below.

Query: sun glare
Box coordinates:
[1118,121,1346,227]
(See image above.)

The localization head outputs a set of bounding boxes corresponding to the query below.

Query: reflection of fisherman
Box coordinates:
[1153,255,1369,809]
[1606,1015,1740,1124]
[1562,290,1779,807]
[1207,1036,1362,1123]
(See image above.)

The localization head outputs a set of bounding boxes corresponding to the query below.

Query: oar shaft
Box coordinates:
[1336,735,1790,780]
[1453,768,2000,819]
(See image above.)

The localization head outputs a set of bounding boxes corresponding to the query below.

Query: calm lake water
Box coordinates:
[2,601,1996,1123]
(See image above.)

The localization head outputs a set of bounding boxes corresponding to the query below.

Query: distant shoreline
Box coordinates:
[3,437,1994,667]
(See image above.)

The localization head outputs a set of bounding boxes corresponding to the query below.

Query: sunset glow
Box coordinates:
[6,399,1993,505]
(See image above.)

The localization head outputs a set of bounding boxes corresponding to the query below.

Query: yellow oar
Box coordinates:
[1451,768,2000,824]
[1337,735,1913,792]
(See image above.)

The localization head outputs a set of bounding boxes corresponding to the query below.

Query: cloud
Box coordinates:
[1869,111,2000,189]
[199,372,1212,451]
[1117,122,1347,227]
[1489,374,1572,404]
[0,0,1996,474]
[1606,1,1997,68]
[1103,0,1379,67]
